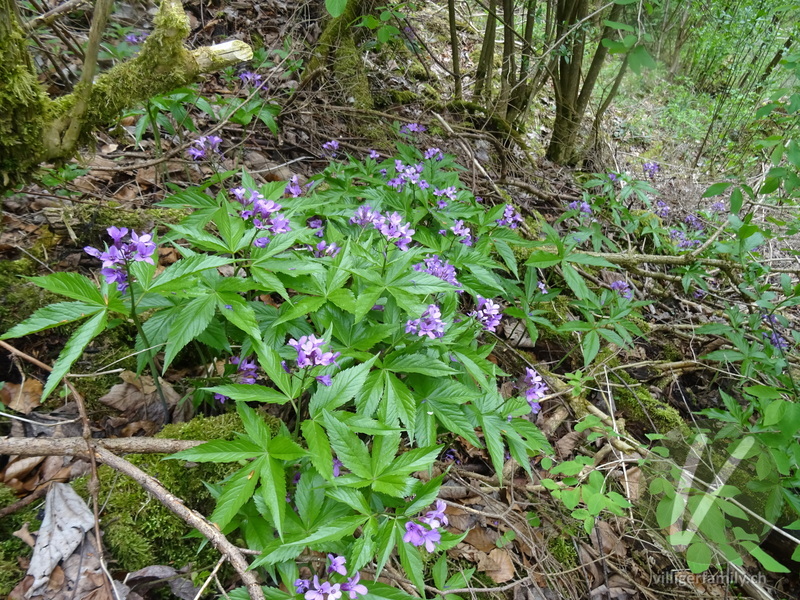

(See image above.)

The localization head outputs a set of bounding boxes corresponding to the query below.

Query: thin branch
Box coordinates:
[0,436,204,457]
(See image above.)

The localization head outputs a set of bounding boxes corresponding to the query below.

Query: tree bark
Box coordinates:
[473,0,497,103]
[0,0,252,191]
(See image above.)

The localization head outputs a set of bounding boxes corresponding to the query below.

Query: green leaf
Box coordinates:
[363,582,421,600]
[41,311,107,400]
[686,542,712,573]
[628,45,656,75]
[396,523,426,589]
[582,331,601,366]
[567,253,619,269]
[730,188,743,214]
[389,445,441,475]
[309,356,378,417]
[479,413,508,483]
[561,263,590,299]
[237,402,274,449]
[259,456,288,537]
[1,302,102,339]
[217,294,261,339]
[603,20,634,32]
[147,254,232,292]
[742,542,790,573]
[302,419,334,480]
[322,411,373,479]
[702,182,734,198]
[162,294,217,369]
[210,460,263,529]
[273,295,327,326]
[493,239,518,278]
[524,251,561,268]
[326,487,373,515]
[325,0,347,17]
[253,342,294,398]
[29,272,105,305]
[167,438,263,462]
[205,384,291,404]
[384,372,416,431]
[383,353,457,377]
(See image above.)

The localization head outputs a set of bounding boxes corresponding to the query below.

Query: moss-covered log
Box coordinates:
[0,0,252,191]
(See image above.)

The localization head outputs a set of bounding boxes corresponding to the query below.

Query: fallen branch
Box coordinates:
[0,436,203,457]
[92,446,265,600]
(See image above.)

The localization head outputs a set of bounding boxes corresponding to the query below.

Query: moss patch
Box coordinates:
[0,484,41,596]
[74,412,245,572]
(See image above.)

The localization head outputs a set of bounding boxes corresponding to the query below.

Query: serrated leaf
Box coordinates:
[479,413,508,483]
[167,438,263,462]
[147,254,231,292]
[389,445,441,475]
[524,251,561,268]
[309,356,378,417]
[41,311,107,400]
[396,523,426,589]
[326,487,373,515]
[217,294,262,339]
[302,419,334,480]
[383,353,457,376]
[260,456,287,537]
[238,402,273,448]
[162,294,217,369]
[253,342,294,398]
[210,460,263,529]
[1,302,102,340]
[204,384,291,404]
[493,239,518,278]
[384,372,416,431]
[323,411,373,479]
[582,330,601,366]
[274,295,327,325]
[29,272,105,304]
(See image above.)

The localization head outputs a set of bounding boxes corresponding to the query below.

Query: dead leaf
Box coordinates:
[99,371,186,426]
[126,565,201,600]
[3,456,45,484]
[592,521,627,557]
[477,548,515,583]
[555,430,584,460]
[465,527,501,552]
[26,483,95,596]
[1,380,43,414]
[13,523,36,547]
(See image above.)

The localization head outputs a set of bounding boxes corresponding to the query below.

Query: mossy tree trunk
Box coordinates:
[0,0,252,192]
[306,0,375,110]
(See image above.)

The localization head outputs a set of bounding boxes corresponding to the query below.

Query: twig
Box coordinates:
[23,0,89,31]
[93,446,265,600]
[0,436,204,457]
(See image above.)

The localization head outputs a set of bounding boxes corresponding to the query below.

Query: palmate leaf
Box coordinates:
[309,356,377,417]
[478,413,507,483]
[28,272,105,304]
[42,311,107,400]
[301,419,334,480]
[322,411,373,479]
[162,294,217,369]
[209,458,264,529]
[1,302,102,339]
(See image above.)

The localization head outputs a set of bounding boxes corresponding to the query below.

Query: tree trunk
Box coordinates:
[448,0,462,100]
[473,0,497,103]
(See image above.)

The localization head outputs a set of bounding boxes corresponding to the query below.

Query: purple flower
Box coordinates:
[413,255,460,288]
[295,579,311,594]
[469,296,503,332]
[341,573,368,600]
[406,304,446,339]
[107,226,128,244]
[310,241,340,258]
[288,335,341,368]
[268,214,292,234]
[670,229,701,248]
[322,140,340,157]
[351,205,381,227]
[764,332,789,350]
[332,457,343,477]
[84,227,156,291]
[608,173,619,182]
[568,200,593,215]
[129,231,156,263]
[610,280,633,300]
[420,500,448,528]
[496,204,524,229]
[451,220,473,246]
[187,135,223,161]
[655,201,670,218]
[400,123,426,134]
[684,214,704,231]
[403,522,440,552]
[124,32,145,44]
[523,367,547,413]
[424,147,444,160]
[316,374,333,386]
[286,175,303,197]
[254,235,270,248]
[709,200,726,213]
[239,71,264,87]
[643,161,660,179]
[368,149,381,159]
[327,554,347,576]
[537,281,548,295]
[374,211,415,250]
[305,577,342,600]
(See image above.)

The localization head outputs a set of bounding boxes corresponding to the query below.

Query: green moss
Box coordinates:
[65,204,189,242]
[334,36,373,110]
[0,484,41,596]
[74,412,246,571]
[0,258,53,333]
[547,535,577,568]
[611,369,689,436]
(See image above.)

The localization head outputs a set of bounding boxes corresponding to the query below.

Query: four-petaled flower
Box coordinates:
[469,296,503,332]
[403,521,441,552]
[288,335,341,368]
[341,573,368,599]
[406,304,446,339]
[328,554,347,576]
[523,367,547,414]
[420,500,448,528]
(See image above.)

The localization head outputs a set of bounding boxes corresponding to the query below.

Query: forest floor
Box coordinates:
[1,1,800,600]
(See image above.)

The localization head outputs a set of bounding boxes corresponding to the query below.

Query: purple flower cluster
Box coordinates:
[214,355,259,402]
[124,32,147,44]
[608,173,619,182]
[764,331,789,350]
[670,229,701,249]
[610,280,633,300]
[568,200,593,215]
[322,140,340,157]
[655,201,670,218]
[424,147,444,161]
[187,135,223,161]
[413,255,461,288]
[229,186,292,246]
[497,204,524,229]
[406,304,446,339]
[536,281,548,295]
[643,161,660,179]
[709,200,726,213]
[400,122,426,135]
[684,213,704,231]
[451,220,473,246]
[523,367,547,414]
[295,556,367,600]
[239,71,264,88]
[308,217,325,238]
[433,186,457,209]
[286,175,303,197]
[288,335,340,368]
[387,160,428,191]
[84,226,156,292]
[350,206,415,250]
[403,500,447,552]
[470,296,503,332]
[368,149,381,160]
[310,240,341,258]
